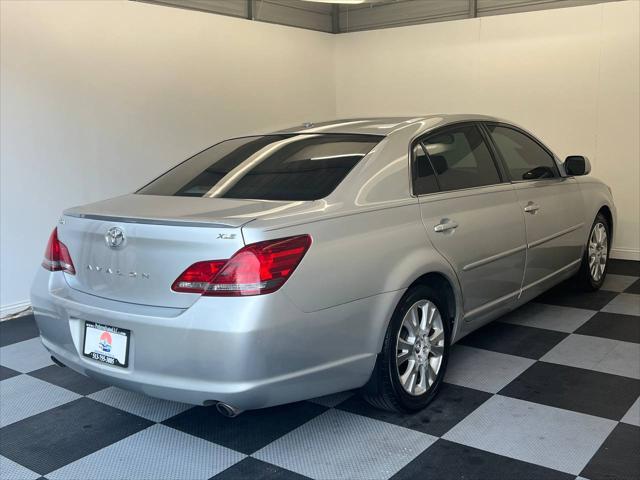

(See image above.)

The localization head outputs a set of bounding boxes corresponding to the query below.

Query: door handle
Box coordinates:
[524,202,540,214]
[434,219,459,233]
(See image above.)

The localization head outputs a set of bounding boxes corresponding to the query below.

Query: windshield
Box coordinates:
[137,134,382,201]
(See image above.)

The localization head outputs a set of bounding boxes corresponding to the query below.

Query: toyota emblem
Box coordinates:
[105,227,125,249]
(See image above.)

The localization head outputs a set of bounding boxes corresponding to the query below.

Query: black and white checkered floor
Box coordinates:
[1,260,639,480]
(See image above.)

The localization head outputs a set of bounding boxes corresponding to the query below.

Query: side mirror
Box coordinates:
[564,155,591,176]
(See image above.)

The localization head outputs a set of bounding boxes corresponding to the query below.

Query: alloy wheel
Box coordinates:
[395,300,445,396]
[588,222,608,282]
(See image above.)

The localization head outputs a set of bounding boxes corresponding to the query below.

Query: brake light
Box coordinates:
[170,260,227,294]
[172,235,312,296]
[42,228,76,274]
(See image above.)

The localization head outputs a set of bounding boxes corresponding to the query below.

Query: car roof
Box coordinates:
[276,114,510,136]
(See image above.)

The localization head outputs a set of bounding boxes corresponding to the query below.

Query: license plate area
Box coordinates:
[82,321,130,368]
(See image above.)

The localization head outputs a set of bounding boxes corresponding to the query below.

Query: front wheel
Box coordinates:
[576,213,610,291]
[362,285,451,412]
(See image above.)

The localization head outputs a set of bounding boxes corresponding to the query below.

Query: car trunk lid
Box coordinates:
[58,194,296,308]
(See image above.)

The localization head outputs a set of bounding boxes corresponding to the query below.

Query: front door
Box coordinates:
[484,124,586,296]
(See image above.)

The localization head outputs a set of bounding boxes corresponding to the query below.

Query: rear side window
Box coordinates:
[486,125,558,181]
[138,134,382,201]
[419,124,501,192]
[412,143,439,195]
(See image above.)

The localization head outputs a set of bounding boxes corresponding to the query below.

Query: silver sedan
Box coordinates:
[31,115,615,416]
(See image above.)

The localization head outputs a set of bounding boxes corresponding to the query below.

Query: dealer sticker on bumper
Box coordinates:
[83,321,130,368]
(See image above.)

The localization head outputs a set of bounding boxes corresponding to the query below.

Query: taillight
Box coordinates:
[172,235,312,296]
[42,227,76,274]
[170,260,227,294]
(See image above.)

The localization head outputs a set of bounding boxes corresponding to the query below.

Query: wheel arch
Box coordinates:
[597,205,614,243]
[408,272,457,326]
[405,268,465,345]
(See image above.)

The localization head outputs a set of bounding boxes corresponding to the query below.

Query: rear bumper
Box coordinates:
[30,269,396,410]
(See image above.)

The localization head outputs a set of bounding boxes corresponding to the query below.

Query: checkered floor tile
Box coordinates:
[1,259,638,480]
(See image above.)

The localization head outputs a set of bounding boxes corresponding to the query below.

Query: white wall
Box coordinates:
[0,0,336,313]
[336,0,640,261]
[2,0,638,313]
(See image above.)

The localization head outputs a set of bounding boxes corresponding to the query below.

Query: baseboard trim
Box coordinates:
[0,301,31,320]
[611,248,640,261]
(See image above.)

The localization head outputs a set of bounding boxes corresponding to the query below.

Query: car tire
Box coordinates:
[362,284,451,412]
[576,212,610,291]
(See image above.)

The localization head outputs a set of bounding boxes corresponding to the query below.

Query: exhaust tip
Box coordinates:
[216,402,243,418]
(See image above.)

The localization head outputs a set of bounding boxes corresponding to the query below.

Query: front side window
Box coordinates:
[419,124,501,192]
[486,125,558,181]
[138,134,382,201]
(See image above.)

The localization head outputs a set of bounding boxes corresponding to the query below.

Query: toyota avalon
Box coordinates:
[31,115,615,416]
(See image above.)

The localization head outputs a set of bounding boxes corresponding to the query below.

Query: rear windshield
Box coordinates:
[137,134,382,201]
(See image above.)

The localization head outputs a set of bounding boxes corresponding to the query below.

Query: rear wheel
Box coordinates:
[576,213,610,291]
[362,285,451,412]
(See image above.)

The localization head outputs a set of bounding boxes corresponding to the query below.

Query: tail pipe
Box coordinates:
[216,402,243,418]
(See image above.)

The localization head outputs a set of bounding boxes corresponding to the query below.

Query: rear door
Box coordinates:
[414,123,527,321]
[483,123,585,296]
